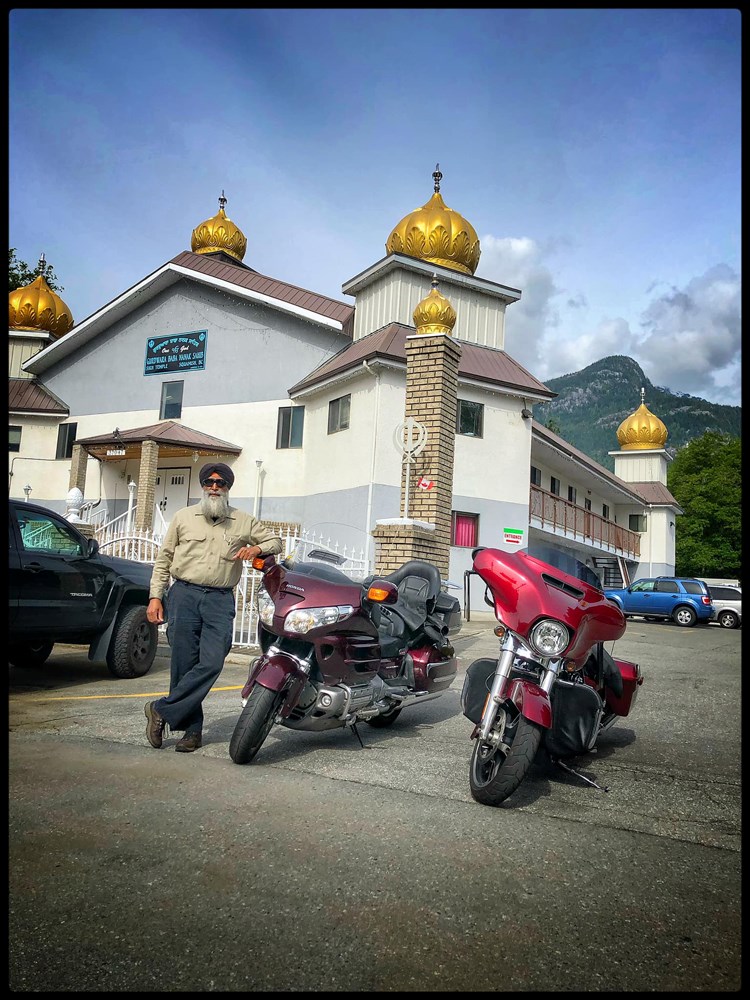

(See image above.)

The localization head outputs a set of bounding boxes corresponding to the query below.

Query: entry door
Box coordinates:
[154,468,190,529]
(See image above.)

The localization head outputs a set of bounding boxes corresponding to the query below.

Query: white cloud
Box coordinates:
[477,236,741,405]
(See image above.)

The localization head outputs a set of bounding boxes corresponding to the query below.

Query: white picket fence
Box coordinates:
[95,521,370,648]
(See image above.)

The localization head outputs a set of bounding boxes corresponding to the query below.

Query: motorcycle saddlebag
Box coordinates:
[434,592,462,636]
[545,679,603,757]
[461,658,496,723]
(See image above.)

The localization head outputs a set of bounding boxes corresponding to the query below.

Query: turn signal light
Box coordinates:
[252,557,266,571]
[367,585,392,602]
[493,624,507,639]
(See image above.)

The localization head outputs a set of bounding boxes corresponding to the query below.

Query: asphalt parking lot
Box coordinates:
[8,617,741,992]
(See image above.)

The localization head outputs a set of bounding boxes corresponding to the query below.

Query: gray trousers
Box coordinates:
[155,579,235,734]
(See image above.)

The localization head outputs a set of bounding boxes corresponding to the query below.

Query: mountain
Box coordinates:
[533,355,742,471]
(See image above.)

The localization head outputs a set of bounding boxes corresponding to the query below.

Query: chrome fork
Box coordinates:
[477,633,521,742]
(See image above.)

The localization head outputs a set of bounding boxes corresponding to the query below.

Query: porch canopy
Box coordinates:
[75,419,242,462]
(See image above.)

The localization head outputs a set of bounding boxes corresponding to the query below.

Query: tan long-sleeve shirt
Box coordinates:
[149,505,283,599]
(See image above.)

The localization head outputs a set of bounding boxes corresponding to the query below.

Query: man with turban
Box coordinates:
[144,462,282,752]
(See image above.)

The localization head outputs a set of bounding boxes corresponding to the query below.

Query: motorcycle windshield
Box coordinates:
[526,541,603,591]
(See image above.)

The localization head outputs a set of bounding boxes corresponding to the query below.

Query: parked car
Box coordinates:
[8,498,161,676]
[603,576,714,627]
[706,584,742,629]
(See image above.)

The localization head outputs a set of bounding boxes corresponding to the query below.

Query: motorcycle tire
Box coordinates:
[365,706,403,728]
[229,684,285,765]
[469,711,543,806]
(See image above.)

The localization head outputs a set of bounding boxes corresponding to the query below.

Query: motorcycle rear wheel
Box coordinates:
[229,684,285,765]
[469,712,543,806]
[365,706,403,728]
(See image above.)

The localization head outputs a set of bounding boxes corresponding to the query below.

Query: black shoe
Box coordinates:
[175,731,202,753]
[144,701,166,749]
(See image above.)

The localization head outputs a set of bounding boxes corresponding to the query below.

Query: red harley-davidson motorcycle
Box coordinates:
[461,545,643,806]
[229,551,461,764]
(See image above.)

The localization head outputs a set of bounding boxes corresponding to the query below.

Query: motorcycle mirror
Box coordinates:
[365,580,399,604]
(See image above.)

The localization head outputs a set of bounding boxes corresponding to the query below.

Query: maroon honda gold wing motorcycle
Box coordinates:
[229,553,461,764]
[461,545,643,806]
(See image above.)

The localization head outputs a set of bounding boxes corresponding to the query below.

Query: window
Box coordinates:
[602,503,610,520]
[655,580,679,594]
[550,476,560,496]
[530,465,541,487]
[9,425,22,453]
[567,486,577,504]
[452,511,478,547]
[630,580,655,593]
[276,406,305,449]
[17,509,85,557]
[328,394,350,434]
[629,514,647,532]
[709,586,741,601]
[584,498,592,511]
[456,399,484,437]
[160,381,184,420]
[681,581,706,595]
[55,422,78,460]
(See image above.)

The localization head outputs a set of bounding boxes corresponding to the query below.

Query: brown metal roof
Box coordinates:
[626,481,682,507]
[288,323,556,398]
[171,251,354,334]
[8,377,69,415]
[76,420,242,462]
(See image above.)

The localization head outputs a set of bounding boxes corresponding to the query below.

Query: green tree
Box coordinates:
[9,248,63,293]
[668,431,741,579]
[544,417,562,435]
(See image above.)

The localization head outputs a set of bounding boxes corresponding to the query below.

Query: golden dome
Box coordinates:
[190,191,247,262]
[9,260,73,338]
[386,165,481,275]
[616,390,668,450]
[413,277,457,335]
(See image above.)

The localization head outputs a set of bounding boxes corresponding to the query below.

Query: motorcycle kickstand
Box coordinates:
[553,757,610,792]
[349,721,365,749]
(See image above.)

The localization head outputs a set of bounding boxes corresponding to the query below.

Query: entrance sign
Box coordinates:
[504,528,524,545]
[144,330,207,376]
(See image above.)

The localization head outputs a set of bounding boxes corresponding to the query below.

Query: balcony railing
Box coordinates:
[529,485,640,560]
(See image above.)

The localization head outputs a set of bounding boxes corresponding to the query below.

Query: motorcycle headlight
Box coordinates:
[284,605,354,634]
[529,618,571,657]
[257,587,276,627]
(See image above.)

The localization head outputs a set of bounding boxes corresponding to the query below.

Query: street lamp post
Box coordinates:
[23,484,32,502]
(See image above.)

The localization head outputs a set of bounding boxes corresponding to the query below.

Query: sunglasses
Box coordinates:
[202,478,229,489]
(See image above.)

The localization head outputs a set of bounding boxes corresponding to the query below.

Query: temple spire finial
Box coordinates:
[219,189,227,212]
[640,386,645,406]
[432,163,442,193]
[37,252,47,276]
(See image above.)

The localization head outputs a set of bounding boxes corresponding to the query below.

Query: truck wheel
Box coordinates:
[106,606,157,678]
[8,641,54,668]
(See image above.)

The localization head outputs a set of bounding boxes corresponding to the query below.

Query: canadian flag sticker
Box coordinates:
[417,476,435,490]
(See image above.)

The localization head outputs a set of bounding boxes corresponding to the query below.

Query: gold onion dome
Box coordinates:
[386,165,481,275]
[413,276,457,335]
[616,389,668,450]
[190,191,247,262]
[9,256,73,338]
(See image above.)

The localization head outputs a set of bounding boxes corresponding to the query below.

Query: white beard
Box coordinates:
[200,492,230,519]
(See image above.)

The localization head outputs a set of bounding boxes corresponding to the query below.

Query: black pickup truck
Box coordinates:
[8,498,161,677]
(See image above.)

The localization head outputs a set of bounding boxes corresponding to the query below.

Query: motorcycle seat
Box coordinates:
[384,561,442,617]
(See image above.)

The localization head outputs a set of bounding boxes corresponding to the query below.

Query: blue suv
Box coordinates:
[603,577,714,627]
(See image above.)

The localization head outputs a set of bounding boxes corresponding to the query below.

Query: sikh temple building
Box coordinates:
[8,172,681,608]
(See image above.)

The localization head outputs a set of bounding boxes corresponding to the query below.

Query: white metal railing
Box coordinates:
[89,519,371,649]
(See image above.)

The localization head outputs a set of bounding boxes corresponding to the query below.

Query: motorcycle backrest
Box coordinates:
[384,560,442,614]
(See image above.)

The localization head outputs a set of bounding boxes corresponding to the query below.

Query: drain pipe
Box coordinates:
[362,360,381,571]
[253,459,263,517]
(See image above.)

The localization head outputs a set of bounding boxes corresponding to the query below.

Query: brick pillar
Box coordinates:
[373,278,461,581]
[68,444,88,493]
[135,440,159,533]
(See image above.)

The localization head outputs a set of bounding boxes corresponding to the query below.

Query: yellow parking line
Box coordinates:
[22,685,244,702]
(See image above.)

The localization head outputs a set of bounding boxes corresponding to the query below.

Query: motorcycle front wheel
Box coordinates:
[229,684,285,764]
[469,711,543,806]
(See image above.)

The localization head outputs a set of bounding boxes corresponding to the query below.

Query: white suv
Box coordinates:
[707,585,742,629]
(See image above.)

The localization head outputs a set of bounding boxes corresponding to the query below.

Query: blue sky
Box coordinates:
[9,8,741,405]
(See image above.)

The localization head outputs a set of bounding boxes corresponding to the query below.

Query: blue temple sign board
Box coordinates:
[144,331,207,376]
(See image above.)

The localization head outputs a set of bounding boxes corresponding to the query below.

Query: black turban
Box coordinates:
[198,462,235,489]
